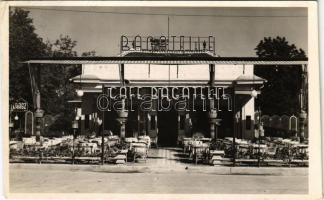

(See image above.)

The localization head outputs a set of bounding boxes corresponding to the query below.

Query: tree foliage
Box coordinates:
[40,35,80,132]
[255,37,306,59]
[81,50,96,57]
[9,8,48,104]
[254,37,306,115]
[9,8,95,135]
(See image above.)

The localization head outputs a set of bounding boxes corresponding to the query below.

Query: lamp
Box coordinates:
[251,90,258,98]
[77,89,84,97]
[259,123,264,137]
[72,120,79,129]
[14,115,19,121]
[97,118,103,125]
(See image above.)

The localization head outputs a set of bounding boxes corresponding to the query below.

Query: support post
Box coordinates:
[35,91,44,142]
[120,64,125,85]
[299,64,307,142]
[136,112,140,138]
[118,99,128,139]
[232,85,236,166]
[209,64,217,140]
[120,121,126,138]
[101,84,105,165]
[118,63,127,139]
[72,129,76,165]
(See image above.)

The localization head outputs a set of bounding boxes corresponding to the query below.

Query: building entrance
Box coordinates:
[157,109,178,147]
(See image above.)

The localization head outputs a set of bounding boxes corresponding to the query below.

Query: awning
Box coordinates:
[24,56,308,65]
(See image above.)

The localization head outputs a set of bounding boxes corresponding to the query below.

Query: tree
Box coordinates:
[81,50,96,57]
[9,8,49,105]
[41,36,96,133]
[255,36,306,59]
[41,35,80,133]
[10,8,97,135]
[254,36,306,115]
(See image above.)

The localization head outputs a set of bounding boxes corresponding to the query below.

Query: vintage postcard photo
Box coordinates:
[0,1,322,199]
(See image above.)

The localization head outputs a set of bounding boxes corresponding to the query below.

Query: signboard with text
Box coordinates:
[11,98,28,112]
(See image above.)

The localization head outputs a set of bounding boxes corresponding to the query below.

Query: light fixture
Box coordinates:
[14,115,19,121]
[77,89,84,97]
[251,89,258,98]
[97,118,102,125]
[72,120,78,129]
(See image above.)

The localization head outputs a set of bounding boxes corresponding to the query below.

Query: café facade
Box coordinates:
[25,36,308,146]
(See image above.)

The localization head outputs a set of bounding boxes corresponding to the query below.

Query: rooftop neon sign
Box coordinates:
[120,35,216,54]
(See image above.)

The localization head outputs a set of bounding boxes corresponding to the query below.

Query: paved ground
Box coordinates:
[9,148,308,194]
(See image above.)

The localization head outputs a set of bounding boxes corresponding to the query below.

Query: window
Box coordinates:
[246,116,251,130]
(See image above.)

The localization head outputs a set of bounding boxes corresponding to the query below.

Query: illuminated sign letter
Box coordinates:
[171,36,176,50]
[208,36,213,51]
[160,36,167,51]
[121,35,130,52]
[180,36,185,51]
[147,36,154,51]
[134,35,142,50]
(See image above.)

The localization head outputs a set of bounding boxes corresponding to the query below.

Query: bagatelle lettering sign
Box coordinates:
[120,35,215,53]
[11,98,28,112]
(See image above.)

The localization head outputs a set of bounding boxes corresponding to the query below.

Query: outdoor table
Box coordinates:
[138,136,151,148]
[114,149,128,164]
[209,150,225,165]
[199,138,212,146]
[199,138,212,142]
[125,137,138,143]
[294,144,308,154]
[131,142,148,162]
[237,143,250,158]
[252,144,267,154]
[191,143,209,164]
[107,139,119,147]
[183,138,193,153]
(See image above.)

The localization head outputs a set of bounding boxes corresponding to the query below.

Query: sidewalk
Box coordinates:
[10,163,308,176]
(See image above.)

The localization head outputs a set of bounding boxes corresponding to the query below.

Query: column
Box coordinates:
[117,99,128,139]
[120,120,126,139]
[118,63,127,139]
[35,91,44,141]
[299,64,307,142]
[34,64,44,142]
[209,110,217,139]
[136,112,140,138]
[209,64,217,140]
[120,64,125,85]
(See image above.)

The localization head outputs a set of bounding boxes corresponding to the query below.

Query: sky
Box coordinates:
[23,7,307,57]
